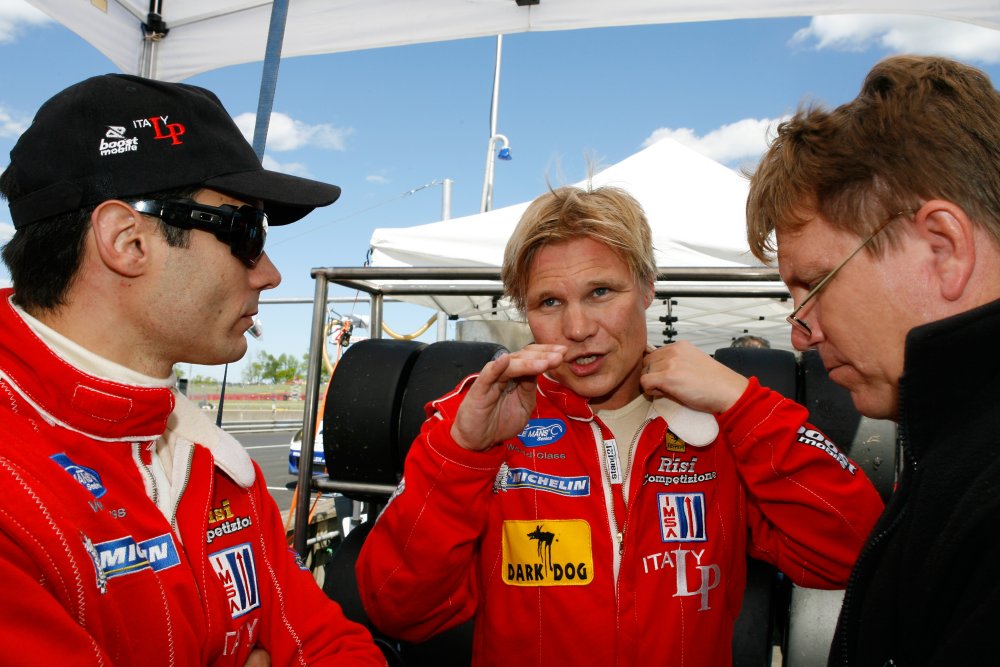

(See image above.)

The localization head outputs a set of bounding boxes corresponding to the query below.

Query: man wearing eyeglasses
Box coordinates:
[0,75,385,665]
[747,55,1000,666]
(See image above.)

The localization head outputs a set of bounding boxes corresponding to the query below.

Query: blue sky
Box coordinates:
[4,2,1000,382]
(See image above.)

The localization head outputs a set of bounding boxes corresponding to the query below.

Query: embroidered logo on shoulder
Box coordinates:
[505,467,590,497]
[94,533,181,580]
[517,419,566,447]
[658,492,707,542]
[502,519,593,586]
[796,426,857,474]
[210,543,260,618]
[50,452,107,498]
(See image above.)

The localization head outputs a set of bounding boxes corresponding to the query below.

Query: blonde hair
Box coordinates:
[501,185,656,312]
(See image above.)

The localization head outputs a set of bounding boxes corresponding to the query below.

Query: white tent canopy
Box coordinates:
[24,0,1000,82]
[370,138,758,269]
[369,138,794,353]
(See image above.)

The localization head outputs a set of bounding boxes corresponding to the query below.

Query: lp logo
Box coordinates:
[149,116,186,145]
[671,547,720,611]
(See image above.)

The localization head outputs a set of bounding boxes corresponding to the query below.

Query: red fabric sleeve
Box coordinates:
[719,378,885,588]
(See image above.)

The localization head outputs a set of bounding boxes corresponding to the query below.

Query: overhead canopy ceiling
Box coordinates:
[24,0,1000,81]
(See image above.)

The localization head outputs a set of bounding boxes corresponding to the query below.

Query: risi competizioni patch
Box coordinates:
[502,519,593,586]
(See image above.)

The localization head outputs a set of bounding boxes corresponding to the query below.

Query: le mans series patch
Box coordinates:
[210,543,261,618]
[502,519,593,586]
[50,452,107,498]
[517,419,567,447]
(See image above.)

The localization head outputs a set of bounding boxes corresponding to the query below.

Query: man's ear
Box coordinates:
[642,279,655,308]
[90,200,152,277]
[914,200,976,302]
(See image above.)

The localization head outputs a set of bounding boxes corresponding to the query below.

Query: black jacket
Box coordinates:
[828,298,1000,666]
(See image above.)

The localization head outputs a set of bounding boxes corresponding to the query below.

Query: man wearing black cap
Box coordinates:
[0,74,385,666]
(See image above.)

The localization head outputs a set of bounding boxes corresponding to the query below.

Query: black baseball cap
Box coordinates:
[6,73,341,229]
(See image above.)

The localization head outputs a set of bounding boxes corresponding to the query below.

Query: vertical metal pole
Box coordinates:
[490,35,503,138]
[293,273,330,556]
[252,0,290,161]
[371,292,384,340]
[441,178,453,220]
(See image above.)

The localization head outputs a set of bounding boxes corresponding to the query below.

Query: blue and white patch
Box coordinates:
[505,468,590,497]
[94,533,181,580]
[50,452,107,498]
[517,419,567,447]
[210,543,260,618]
[658,492,707,542]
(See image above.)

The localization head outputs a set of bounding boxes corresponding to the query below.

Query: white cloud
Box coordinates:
[642,117,787,167]
[0,104,29,138]
[234,111,353,152]
[0,0,51,43]
[792,15,1000,64]
[366,173,389,184]
[261,155,312,178]
[0,222,13,243]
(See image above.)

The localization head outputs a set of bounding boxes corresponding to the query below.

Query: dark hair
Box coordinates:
[747,55,1000,261]
[1,165,199,312]
[730,334,771,349]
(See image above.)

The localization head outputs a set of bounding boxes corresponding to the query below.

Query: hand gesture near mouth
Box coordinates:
[451,344,567,452]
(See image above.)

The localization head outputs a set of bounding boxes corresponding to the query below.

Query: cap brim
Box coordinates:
[204,169,341,226]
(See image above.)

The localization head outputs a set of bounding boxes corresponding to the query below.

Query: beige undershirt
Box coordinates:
[596,392,653,500]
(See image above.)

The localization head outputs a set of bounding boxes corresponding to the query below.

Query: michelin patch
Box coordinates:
[504,467,590,497]
[93,533,181,580]
[502,519,593,586]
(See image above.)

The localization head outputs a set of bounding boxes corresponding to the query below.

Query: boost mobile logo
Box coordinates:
[99,125,138,155]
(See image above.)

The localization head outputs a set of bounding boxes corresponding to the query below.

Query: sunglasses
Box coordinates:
[130,199,268,267]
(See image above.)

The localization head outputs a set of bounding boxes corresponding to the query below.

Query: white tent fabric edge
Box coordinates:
[24,0,1000,82]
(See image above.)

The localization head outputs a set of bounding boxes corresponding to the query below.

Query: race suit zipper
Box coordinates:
[135,441,159,507]
[170,443,195,533]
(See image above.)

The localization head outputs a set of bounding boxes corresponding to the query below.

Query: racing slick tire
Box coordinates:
[323,338,426,501]
[397,340,508,466]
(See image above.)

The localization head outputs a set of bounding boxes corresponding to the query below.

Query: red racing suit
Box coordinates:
[357,372,884,667]
[0,289,385,667]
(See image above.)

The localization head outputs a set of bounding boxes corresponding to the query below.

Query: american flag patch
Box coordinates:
[658,492,707,542]
[210,543,260,618]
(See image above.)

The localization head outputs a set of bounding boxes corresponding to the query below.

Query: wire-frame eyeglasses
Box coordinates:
[786,210,914,337]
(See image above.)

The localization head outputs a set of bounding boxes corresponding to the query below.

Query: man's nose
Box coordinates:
[252,251,281,290]
[562,303,597,341]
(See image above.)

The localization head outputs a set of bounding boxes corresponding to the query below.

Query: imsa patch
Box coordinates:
[210,543,260,618]
[658,492,708,542]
